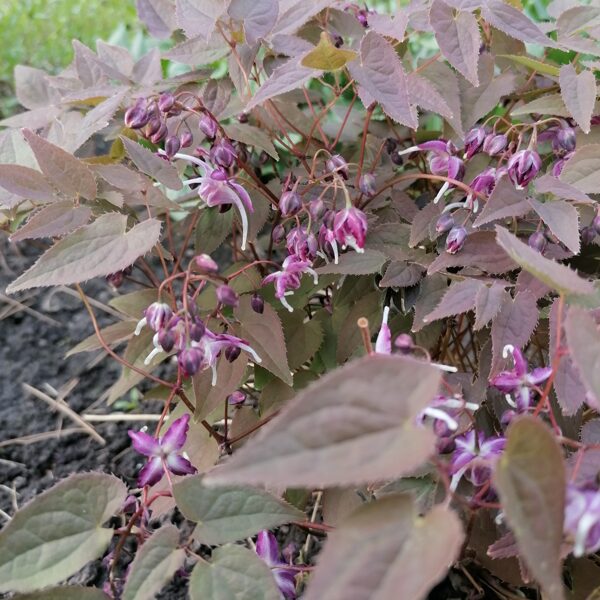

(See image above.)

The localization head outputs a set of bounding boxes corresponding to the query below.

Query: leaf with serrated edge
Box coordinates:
[560,144,600,194]
[500,54,560,77]
[473,176,529,227]
[284,314,324,370]
[423,279,484,324]
[0,473,126,593]
[205,355,439,488]
[534,174,592,204]
[234,294,292,385]
[348,31,416,128]
[495,226,594,296]
[0,164,55,202]
[430,0,480,86]
[10,203,91,242]
[304,494,464,600]
[564,308,600,407]
[493,417,566,600]
[66,320,137,356]
[176,0,226,40]
[120,136,183,190]
[407,72,454,119]
[173,476,303,544]
[229,0,278,45]
[7,214,162,293]
[122,526,185,600]
[529,198,580,255]
[189,545,280,600]
[22,129,97,201]
[224,123,279,159]
[474,283,508,330]
[559,64,595,134]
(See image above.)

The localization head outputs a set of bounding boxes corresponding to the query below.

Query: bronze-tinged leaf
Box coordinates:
[493,417,567,600]
[301,32,357,70]
[204,355,440,488]
[472,176,530,228]
[474,282,508,330]
[495,226,595,296]
[10,203,92,242]
[120,136,183,190]
[22,129,97,201]
[560,144,600,194]
[6,214,162,293]
[423,278,484,324]
[66,320,137,357]
[12,588,109,600]
[528,198,580,255]
[315,250,387,276]
[0,164,56,203]
[564,308,600,408]
[233,295,292,385]
[304,494,464,600]
[559,64,596,134]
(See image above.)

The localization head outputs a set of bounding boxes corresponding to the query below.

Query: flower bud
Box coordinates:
[507,149,541,189]
[106,271,125,288]
[326,154,349,179]
[308,198,325,220]
[228,391,246,405]
[158,92,175,113]
[385,137,398,154]
[357,8,369,27]
[180,131,193,148]
[552,126,577,152]
[592,215,600,236]
[390,149,404,165]
[272,224,285,243]
[482,133,507,156]
[582,226,597,245]
[332,34,344,48]
[158,328,176,352]
[210,139,237,168]
[464,127,486,159]
[435,212,455,234]
[445,226,467,254]
[195,254,219,273]
[251,293,264,314]
[280,190,302,216]
[178,347,204,377]
[225,345,241,362]
[238,112,249,123]
[145,117,162,137]
[199,113,218,140]
[528,231,547,253]
[323,209,335,229]
[216,284,239,307]
[145,302,173,331]
[150,122,168,144]
[164,135,181,158]
[190,319,206,342]
[394,333,413,354]
[359,173,377,197]
[124,99,149,129]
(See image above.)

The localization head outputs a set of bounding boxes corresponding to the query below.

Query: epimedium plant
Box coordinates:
[1,0,600,598]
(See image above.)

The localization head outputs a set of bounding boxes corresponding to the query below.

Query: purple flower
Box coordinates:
[564,484,600,557]
[165,135,181,158]
[317,224,339,264]
[552,151,574,177]
[489,344,552,413]
[435,212,455,234]
[255,531,297,599]
[124,98,150,129]
[358,173,377,197]
[178,346,204,377]
[463,127,486,159]
[210,138,238,168]
[466,167,497,211]
[191,328,261,385]
[528,231,547,253]
[195,253,219,273]
[199,113,218,139]
[445,226,467,254]
[419,395,479,439]
[507,149,541,189]
[262,255,319,312]
[333,206,368,253]
[251,293,265,314]
[280,190,302,216]
[182,163,254,250]
[375,306,391,354]
[326,154,349,179]
[449,430,506,491]
[216,284,239,307]
[483,133,508,156]
[555,126,576,153]
[135,302,173,335]
[128,414,197,487]
[286,226,318,261]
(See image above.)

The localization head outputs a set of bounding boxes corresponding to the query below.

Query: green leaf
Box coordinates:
[189,545,281,600]
[122,526,185,600]
[194,206,234,254]
[283,313,324,370]
[223,123,279,160]
[315,250,387,276]
[173,476,303,545]
[66,320,137,356]
[304,494,464,600]
[301,32,357,71]
[234,295,292,385]
[493,417,566,600]
[13,588,109,600]
[6,214,162,293]
[205,355,439,488]
[499,54,560,77]
[0,473,127,593]
[495,226,594,296]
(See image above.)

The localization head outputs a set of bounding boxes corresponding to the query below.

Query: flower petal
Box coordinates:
[166,453,197,476]
[528,367,553,386]
[128,429,160,457]
[256,530,279,566]
[273,568,297,599]
[137,456,164,487]
[161,414,191,453]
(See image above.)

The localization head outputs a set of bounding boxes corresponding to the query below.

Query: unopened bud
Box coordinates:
[180,131,193,148]
[199,113,218,140]
[195,254,219,273]
[189,320,206,342]
[150,122,168,144]
[435,212,455,234]
[251,293,264,314]
[225,345,241,362]
[445,226,467,254]
[482,133,508,156]
[124,98,149,129]
[359,173,377,197]
[178,347,203,377]
[272,224,285,243]
[308,198,325,220]
[165,135,181,158]
[158,92,175,113]
[592,215,600,236]
[326,154,348,179]
[582,226,597,245]
[394,333,413,354]
[228,391,246,405]
[280,190,302,216]
[216,284,239,307]
[158,328,176,352]
[528,231,547,253]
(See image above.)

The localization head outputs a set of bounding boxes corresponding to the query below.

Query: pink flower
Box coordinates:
[255,531,297,599]
[375,306,391,354]
[128,414,196,487]
[333,206,368,252]
[564,484,600,557]
[507,149,541,189]
[262,255,319,312]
